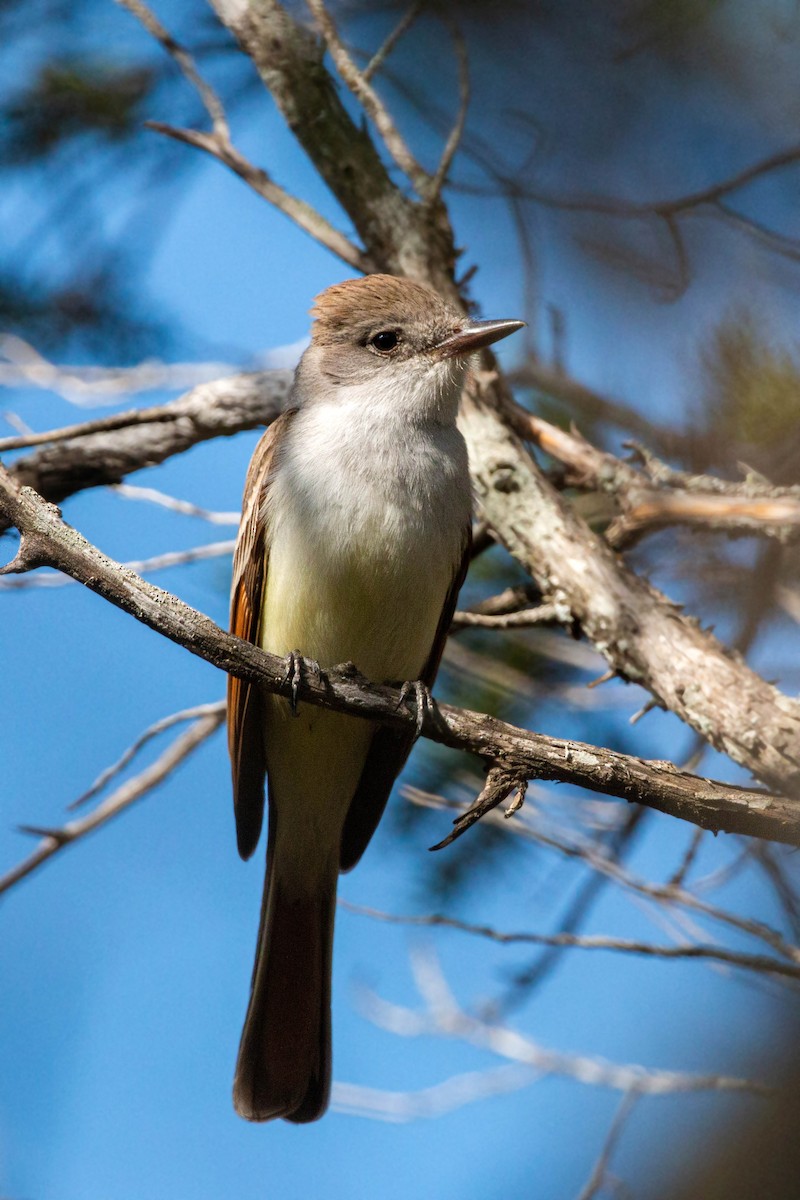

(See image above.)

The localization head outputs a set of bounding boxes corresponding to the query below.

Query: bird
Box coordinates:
[227,273,524,1122]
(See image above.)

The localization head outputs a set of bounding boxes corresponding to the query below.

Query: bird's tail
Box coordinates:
[233,822,336,1123]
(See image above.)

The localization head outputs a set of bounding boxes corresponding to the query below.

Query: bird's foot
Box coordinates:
[396,678,434,739]
[281,650,322,716]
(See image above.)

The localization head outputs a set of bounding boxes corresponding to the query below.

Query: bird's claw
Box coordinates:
[281,650,321,716]
[396,678,433,739]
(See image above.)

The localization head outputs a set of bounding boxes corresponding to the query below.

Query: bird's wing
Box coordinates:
[339,524,472,872]
[228,409,297,860]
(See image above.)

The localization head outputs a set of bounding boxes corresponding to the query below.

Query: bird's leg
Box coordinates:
[281,650,322,716]
[396,678,434,739]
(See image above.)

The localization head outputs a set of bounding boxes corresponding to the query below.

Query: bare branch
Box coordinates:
[69,700,226,810]
[1,467,797,847]
[608,489,800,548]
[505,402,800,546]
[462,584,542,617]
[0,335,239,404]
[146,120,370,270]
[405,786,800,965]
[331,1064,535,1122]
[472,141,800,270]
[667,827,705,890]
[0,708,223,897]
[361,947,769,1097]
[508,356,685,458]
[462,379,800,799]
[429,22,470,201]
[0,539,235,589]
[577,1090,642,1200]
[115,0,230,136]
[579,143,800,221]
[341,902,800,984]
[117,0,367,268]
[361,2,423,84]
[208,0,461,294]
[451,603,561,631]
[4,369,292,520]
[110,484,240,525]
[0,406,189,453]
[430,765,523,850]
[304,0,431,197]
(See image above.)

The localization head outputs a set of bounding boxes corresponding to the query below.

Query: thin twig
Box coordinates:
[146,121,369,270]
[404,787,800,966]
[0,407,183,452]
[458,141,800,275]
[304,0,431,196]
[340,901,800,983]
[667,826,705,889]
[361,947,769,1097]
[115,0,230,137]
[576,1090,642,1200]
[68,700,225,810]
[0,335,238,404]
[117,0,367,269]
[450,603,561,631]
[0,539,236,589]
[331,1064,535,1122]
[0,709,223,897]
[111,484,240,525]
[362,1,423,83]
[503,400,800,546]
[429,21,470,201]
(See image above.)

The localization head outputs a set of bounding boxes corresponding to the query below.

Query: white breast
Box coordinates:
[260,397,470,683]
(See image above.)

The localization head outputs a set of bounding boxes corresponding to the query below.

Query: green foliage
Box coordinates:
[0,271,166,360]
[702,313,800,450]
[3,60,154,163]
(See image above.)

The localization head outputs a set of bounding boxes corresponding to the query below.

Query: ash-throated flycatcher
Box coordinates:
[227,274,523,1122]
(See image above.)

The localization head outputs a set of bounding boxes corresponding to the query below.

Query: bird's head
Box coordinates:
[296,274,524,422]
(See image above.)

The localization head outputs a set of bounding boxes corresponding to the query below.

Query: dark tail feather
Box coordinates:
[233,836,336,1123]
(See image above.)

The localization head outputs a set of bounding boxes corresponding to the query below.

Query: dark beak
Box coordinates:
[434,318,526,359]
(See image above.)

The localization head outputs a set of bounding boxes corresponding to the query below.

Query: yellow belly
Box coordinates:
[258,521,451,884]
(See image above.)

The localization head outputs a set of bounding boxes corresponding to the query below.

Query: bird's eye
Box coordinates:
[369,330,400,353]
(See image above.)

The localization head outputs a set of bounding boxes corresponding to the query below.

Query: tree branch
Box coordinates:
[304,0,431,197]
[3,369,291,523]
[428,20,469,201]
[576,1089,641,1200]
[404,785,800,964]
[208,0,460,286]
[506,403,800,547]
[116,0,230,137]
[361,2,423,84]
[1,466,799,847]
[341,902,800,984]
[117,0,369,269]
[69,700,226,810]
[0,335,239,402]
[361,946,769,1097]
[146,120,370,270]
